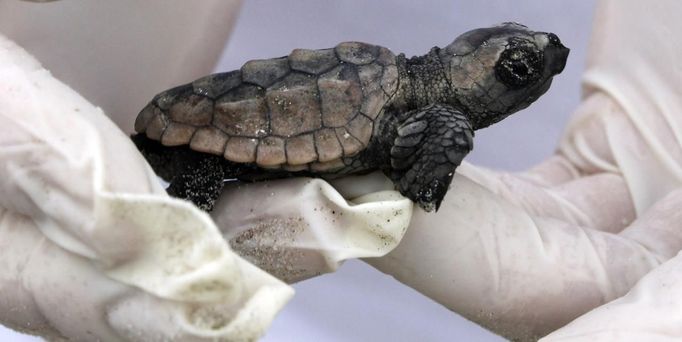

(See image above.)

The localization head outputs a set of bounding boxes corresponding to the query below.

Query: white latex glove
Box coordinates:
[361,0,682,340]
[0,33,297,341]
[0,2,412,340]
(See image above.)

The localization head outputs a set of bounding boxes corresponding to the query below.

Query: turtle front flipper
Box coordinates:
[389,104,473,212]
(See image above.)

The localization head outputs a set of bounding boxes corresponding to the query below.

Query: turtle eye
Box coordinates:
[547,33,562,47]
[494,44,543,89]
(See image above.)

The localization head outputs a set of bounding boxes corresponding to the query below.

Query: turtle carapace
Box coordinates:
[133,22,569,212]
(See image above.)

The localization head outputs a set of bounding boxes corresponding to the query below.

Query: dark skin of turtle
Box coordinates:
[133,23,569,212]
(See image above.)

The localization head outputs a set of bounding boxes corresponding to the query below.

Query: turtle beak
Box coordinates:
[548,46,569,74]
[544,33,569,75]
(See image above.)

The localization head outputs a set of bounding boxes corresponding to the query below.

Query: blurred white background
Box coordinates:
[0,0,595,340]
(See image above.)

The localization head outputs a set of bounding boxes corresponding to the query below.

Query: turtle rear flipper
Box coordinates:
[133,133,227,211]
[389,104,473,211]
[166,156,226,212]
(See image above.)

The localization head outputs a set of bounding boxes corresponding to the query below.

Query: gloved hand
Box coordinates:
[362,0,682,340]
[0,2,413,340]
[0,33,299,341]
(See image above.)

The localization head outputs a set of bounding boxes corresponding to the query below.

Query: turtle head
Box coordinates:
[440,22,569,130]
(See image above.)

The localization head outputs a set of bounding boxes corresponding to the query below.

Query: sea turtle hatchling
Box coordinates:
[132,22,569,212]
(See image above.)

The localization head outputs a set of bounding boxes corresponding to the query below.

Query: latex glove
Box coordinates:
[360,0,682,340]
[0,2,413,340]
[0,33,298,341]
[1,2,301,340]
